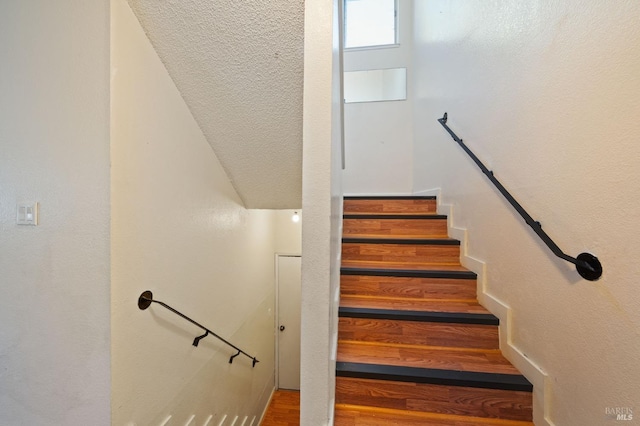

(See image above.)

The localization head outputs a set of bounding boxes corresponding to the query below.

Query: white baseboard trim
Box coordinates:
[436,193,555,426]
[412,188,441,197]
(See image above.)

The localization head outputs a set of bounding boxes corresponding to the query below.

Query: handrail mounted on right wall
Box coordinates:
[437,112,602,281]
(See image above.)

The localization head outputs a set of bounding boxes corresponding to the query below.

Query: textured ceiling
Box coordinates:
[127,0,304,209]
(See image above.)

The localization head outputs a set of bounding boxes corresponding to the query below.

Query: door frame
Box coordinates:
[275,253,302,390]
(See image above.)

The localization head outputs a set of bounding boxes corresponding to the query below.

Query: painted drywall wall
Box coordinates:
[111,1,278,423]
[412,1,640,424]
[342,0,414,195]
[0,2,111,425]
[274,210,302,255]
[300,0,344,424]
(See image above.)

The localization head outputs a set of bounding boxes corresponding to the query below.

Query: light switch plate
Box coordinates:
[17,202,38,225]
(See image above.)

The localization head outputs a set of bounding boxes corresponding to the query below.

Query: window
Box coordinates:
[344,0,397,49]
[343,68,406,103]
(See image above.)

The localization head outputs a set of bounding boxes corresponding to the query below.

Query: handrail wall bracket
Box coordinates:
[437,112,602,281]
[193,331,209,347]
[576,253,602,281]
[137,290,259,367]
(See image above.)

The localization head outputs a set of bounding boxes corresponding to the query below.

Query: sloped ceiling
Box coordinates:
[127,0,304,209]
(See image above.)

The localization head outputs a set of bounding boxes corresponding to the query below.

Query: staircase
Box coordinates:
[334,196,534,426]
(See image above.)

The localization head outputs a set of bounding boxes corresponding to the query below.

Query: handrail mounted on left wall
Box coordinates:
[138,291,259,367]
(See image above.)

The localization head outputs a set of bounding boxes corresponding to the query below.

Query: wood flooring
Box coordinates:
[261,390,300,426]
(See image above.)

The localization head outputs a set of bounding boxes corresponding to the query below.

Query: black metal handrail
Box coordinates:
[138,291,259,367]
[437,112,602,281]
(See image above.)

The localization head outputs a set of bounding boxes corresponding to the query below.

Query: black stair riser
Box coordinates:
[344,196,436,200]
[341,267,477,280]
[343,214,447,220]
[339,307,499,325]
[336,362,533,392]
[342,238,459,245]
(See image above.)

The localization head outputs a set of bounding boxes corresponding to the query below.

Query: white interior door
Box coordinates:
[277,255,301,390]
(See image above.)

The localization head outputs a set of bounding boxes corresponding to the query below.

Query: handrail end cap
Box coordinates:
[138,290,153,310]
[576,253,602,281]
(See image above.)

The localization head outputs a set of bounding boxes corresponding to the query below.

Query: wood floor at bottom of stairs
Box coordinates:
[261,390,299,426]
[334,404,534,426]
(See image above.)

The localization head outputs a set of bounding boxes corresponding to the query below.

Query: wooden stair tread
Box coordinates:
[343,237,459,244]
[342,212,438,216]
[342,242,461,266]
[343,217,448,239]
[341,261,468,271]
[340,275,478,300]
[338,317,500,349]
[337,340,521,375]
[344,198,437,215]
[344,196,437,199]
[340,294,491,314]
[334,404,534,426]
[336,377,533,422]
[343,232,450,239]
[343,214,447,219]
[336,362,532,392]
[342,266,477,281]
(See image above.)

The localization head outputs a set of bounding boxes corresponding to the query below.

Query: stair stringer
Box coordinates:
[414,188,556,426]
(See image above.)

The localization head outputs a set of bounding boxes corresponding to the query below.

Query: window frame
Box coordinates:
[343,0,399,51]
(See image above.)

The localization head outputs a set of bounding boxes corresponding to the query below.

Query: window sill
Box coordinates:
[344,43,400,52]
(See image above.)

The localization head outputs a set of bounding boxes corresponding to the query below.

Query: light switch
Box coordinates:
[17,202,38,225]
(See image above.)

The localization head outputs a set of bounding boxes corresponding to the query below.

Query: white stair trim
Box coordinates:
[432,189,555,426]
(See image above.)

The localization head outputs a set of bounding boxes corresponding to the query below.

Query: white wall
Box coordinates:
[111,1,283,423]
[342,0,414,195]
[274,210,302,255]
[412,1,640,424]
[300,0,344,424]
[0,2,111,425]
